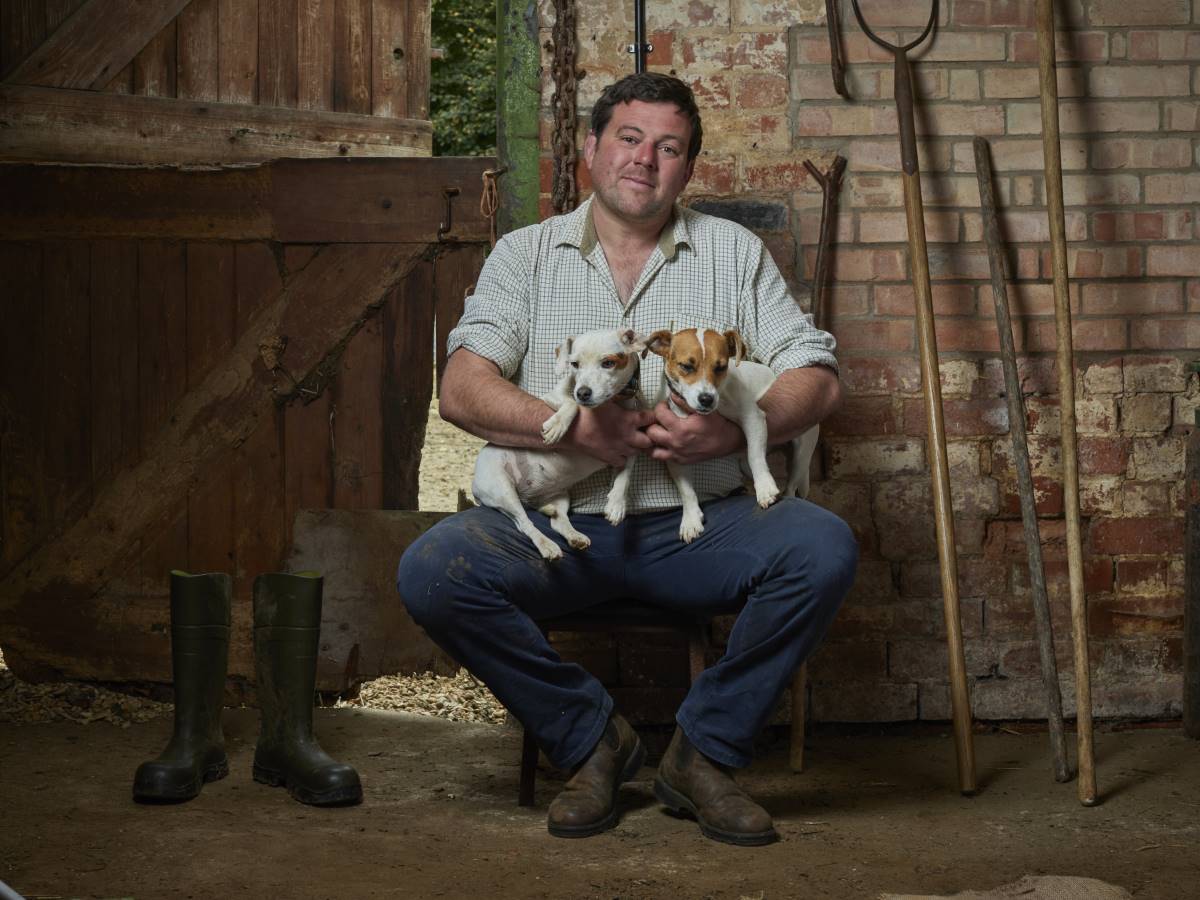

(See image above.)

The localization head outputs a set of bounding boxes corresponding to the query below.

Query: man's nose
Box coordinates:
[633,141,656,167]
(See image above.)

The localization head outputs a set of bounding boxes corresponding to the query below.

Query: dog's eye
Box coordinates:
[679,363,694,374]
[601,359,616,369]
[714,363,727,373]
[570,361,579,368]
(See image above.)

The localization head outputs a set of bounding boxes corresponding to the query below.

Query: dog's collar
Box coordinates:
[618,365,640,399]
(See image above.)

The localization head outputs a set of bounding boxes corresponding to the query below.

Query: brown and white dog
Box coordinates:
[646,327,819,542]
[471,327,648,560]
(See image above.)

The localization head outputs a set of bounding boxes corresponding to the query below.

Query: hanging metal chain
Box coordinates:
[550,0,579,215]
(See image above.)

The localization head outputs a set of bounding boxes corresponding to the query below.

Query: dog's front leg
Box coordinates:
[782,425,820,499]
[540,385,579,445]
[604,455,637,525]
[539,495,590,550]
[667,461,706,542]
[741,410,781,508]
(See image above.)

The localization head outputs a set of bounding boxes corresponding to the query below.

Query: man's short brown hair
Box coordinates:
[590,72,704,162]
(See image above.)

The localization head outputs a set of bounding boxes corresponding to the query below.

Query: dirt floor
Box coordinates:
[2,711,1198,900]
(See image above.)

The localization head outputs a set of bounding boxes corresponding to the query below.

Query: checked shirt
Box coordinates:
[446,197,839,515]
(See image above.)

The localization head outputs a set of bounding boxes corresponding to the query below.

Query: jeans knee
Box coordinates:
[776,506,858,615]
[396,528,462,636]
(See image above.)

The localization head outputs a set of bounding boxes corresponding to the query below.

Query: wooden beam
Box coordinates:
[0,83,432,165]
[0,156,495,243]
[4,0,195,90]
[0,242,431,679]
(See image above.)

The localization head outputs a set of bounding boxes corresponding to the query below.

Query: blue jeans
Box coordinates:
[396,493,857,770]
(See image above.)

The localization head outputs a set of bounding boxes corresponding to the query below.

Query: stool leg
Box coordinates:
[519,726,538,807]
[687,626,707,683]
[790,663,807,773]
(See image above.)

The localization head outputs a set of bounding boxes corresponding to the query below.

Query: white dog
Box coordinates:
[471,328,648,560]
[646,327,819,542]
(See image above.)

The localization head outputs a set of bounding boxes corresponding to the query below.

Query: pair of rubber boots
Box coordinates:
[132,571,362,807]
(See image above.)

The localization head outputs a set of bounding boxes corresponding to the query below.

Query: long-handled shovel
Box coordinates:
[1034,0,1097,806]
[974,137,1070,784]
[850,0,976,795]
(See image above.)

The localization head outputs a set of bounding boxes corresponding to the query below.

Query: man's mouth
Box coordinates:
[621,175,655,189]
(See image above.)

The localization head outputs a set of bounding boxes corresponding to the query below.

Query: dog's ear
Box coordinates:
[645,329,672,359]
[554,335,575,378]
[622,329,649,356]
[724,329,747,365]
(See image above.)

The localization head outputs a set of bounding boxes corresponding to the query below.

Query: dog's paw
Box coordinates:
[679,510,705,543]
[568,534,591,550]
[535,535,564,560]
[755,477,780,509]
[604,498,627,526]
[541,413,570,445]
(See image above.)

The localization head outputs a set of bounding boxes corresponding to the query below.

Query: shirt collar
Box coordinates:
[557,196,691,260]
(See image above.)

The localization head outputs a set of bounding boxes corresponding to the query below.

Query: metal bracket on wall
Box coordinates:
[437,187,461,241]
[630,0,649,72]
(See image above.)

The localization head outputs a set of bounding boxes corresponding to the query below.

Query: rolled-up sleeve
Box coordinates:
[737,238,838,376]
[445,232,532,381]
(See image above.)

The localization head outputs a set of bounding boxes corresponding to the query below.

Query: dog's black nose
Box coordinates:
[698,393,715,409]
[576,386,592,403]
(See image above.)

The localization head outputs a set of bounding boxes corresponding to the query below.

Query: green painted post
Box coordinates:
[496,0,541,234]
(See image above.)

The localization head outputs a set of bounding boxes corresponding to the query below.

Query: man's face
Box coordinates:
[583,100,695,225]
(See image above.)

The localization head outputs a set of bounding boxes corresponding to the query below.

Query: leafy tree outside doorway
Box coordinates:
[431,0,497,157]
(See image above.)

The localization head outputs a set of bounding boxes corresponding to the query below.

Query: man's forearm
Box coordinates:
[439,349,554,448]
[759,365,842,444]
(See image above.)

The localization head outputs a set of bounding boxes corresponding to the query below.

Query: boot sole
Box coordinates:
[653,775,779,847]
[252,763,364,807]
[546,737,646,839]
[133,757,229,804]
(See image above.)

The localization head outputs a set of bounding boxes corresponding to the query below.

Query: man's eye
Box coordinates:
[660,145,679,156]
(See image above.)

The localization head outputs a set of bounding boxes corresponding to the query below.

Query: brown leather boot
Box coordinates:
[654,726,778,846]
[547,713,645,838]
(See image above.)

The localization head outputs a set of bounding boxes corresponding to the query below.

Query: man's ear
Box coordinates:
[554,336,575,378]
[724,329,746,365]
[645,329,673,359]
[583,131,598,170]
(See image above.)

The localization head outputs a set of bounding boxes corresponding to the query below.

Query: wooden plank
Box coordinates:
[89,240,139,484]
[434,243,486,393]
[334,0,370,115]
[188,450,235,576]
[234,409,286,598]
[0,156,493,243]
[371,0,407,118]
[137,240,188,452]
[44,1,85,32]
[297,0,334,111]
[101,61,134,93]
[219,0,259,105]
[0,242,429,683]
[258,0,298,108]
[132,19,176,98]
[404,0,429,120]
[284,389,334,549]
[0,83,432,164]
[4,0,194,90]
[41,241,91,529]
[1,1,50,80]
[235,242,284,338]
[331,316,384,509]
[177,0,220,102]
[0,241,46,575]
[382,261,434,508]
[185,242,236,392]
[138,496,187,598]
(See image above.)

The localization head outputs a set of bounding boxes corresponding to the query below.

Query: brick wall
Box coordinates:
[533,0,1199,724]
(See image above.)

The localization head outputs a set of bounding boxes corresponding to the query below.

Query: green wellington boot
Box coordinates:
[252,572,363,806]
[133,571,231,803]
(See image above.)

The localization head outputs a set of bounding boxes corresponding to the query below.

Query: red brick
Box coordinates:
[1090,517,1185,556]
[934,317,1003,353]
[687,155,735,194]
[833,319,915,352]
[1011,31,1109,62]
[1117,559,1169,595]
[1090,65,1191,97]
[1078,436,1130,475]
[646,31,674,67]
[1027,318,1129,353]
[742,160,813,191]
[1164,101,1200,132]
[1089,0,1191,26]
[830,248,907,282]
[1145,173,1200,205]
[1128,30,1200,60]
[824,396,899,437]
[795,106,899,137]
[736,72,787,109]
[840,357,922,395]
[1091,138,1193,170]
[876,284,977,317]
[806,641,888,683]
[902,397,1009,437]
[1056,247,1142,279]
[999,474,1064,517]
[954,0,1035,27]
[810,681,918,723]
[1089,595,1183,639]
[1131,317,1200,350]
[1147,245,1200,277]
[901,557,1009,600]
